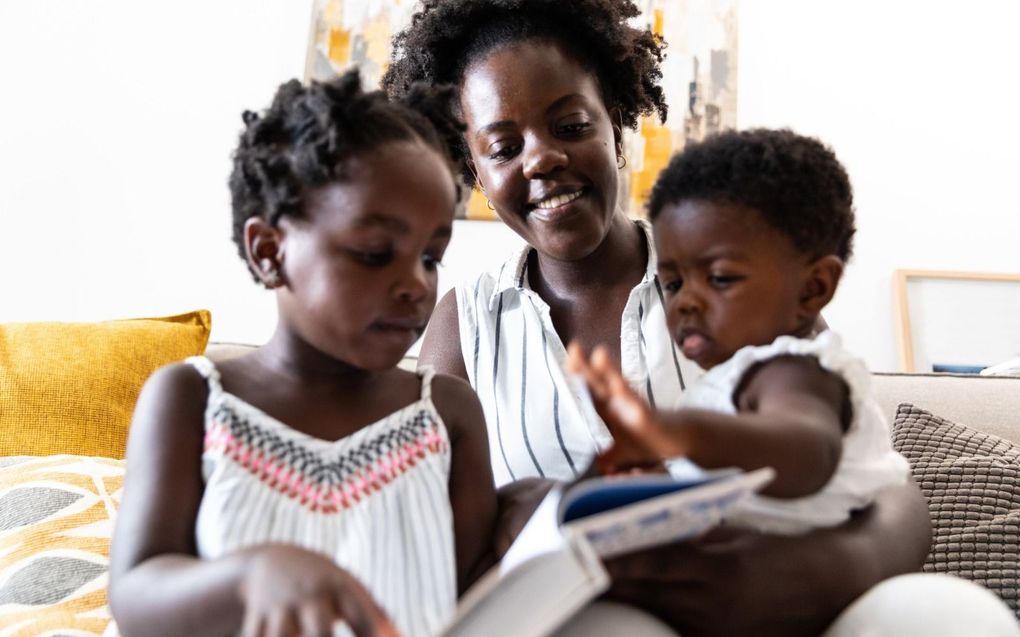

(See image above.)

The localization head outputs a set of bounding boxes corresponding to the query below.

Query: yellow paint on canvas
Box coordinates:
[630,117,672,209]
[653,8,664,36]
[466,189,498,221]
[363,14,392,67]
[328,27,351,66]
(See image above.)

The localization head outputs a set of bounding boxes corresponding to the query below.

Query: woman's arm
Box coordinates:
[419,289,469,381]
[606,479,932,637]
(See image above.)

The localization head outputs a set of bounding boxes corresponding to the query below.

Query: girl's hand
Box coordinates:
[239,545,401,637]
[566,343,688,474]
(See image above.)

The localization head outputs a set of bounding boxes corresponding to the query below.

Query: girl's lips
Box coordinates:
[526,190,587,223]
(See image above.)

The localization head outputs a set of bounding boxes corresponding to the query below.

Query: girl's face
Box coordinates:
[459,39,623,261]
[654,200,820,370]
[274,140,457,370]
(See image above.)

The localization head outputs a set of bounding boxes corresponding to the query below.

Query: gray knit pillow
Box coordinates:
[892,403,1020,617]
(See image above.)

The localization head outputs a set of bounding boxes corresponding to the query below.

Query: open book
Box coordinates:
[440,464,775,637]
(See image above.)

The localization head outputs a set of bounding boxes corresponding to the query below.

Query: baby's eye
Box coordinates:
[351,249,393,267]
[708,273,741,288]
[662,277,683,294]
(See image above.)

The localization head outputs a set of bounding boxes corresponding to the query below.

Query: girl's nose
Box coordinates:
[675,285,705,315]
[522,134,568,179]
[395,259,431,303]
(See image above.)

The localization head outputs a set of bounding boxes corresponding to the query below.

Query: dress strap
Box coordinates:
[417,364,436,402]
[185,355,224,396]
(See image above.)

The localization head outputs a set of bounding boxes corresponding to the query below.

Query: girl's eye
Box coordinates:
[423,254,443,271]
[351,249,393,267]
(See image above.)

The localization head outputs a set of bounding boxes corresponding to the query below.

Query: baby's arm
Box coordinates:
[108,364,397,637]
[430,374,499,593]
[571,345,847,498]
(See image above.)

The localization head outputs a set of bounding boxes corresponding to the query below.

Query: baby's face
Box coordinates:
[653,200,816,370]
[275,140,457,370]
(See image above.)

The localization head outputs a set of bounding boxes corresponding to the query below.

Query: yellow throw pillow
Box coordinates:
[0,310,211,458]
[0,455,123,636]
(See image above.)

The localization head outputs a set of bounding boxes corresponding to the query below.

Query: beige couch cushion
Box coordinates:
[874,373,1020,445]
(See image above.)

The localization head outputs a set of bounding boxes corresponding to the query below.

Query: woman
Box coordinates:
[384,1,1013,635]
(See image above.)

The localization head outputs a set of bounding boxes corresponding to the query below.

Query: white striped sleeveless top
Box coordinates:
[187,357,456,637]
[454,220,703,487]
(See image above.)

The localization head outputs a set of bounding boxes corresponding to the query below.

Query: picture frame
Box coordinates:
[893,269,1020,373]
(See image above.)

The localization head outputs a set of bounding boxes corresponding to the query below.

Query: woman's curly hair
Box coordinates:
[648,129,856,261]
[228,68,464,280]
[382,0,667,187]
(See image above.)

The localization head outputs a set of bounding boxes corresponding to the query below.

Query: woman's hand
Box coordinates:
[239,545,401,637]
[604,479,931,637]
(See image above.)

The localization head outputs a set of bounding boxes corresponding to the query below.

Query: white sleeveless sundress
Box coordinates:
[187,357,457,636]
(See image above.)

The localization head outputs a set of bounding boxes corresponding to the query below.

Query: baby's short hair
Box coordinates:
[229,69,463,278]
[648,129,856,261]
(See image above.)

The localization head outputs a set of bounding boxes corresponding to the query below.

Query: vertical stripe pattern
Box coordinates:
[188,357,456,637]
[455,220,703,487]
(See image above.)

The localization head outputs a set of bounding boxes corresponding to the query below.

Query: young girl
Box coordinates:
[570,128,910,534]
[108,71,497,637]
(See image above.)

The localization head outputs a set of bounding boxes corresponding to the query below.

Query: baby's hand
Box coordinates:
[567,343,689,474]
[239,544,401,637]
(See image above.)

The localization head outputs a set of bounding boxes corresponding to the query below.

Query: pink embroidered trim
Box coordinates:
[203,422,446,514]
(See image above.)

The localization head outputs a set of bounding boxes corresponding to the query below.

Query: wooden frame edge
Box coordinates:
[893,269,1020,373]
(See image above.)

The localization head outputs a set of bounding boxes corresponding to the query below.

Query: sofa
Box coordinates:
[1,326,1019,634]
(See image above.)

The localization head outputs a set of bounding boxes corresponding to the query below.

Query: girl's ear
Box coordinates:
[798,255,844,318]
[244,217,285,289]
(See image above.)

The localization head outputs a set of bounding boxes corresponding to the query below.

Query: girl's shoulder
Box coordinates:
[425,369,485,440]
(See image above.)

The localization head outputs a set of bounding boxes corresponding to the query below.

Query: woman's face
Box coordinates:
[459,39,623,261]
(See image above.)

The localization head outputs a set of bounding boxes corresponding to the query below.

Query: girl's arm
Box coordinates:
[430,373,499,592]
[108,365,395,637]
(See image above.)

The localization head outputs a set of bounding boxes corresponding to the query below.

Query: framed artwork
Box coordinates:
[304,0,738,220]
[893,269,1020,373]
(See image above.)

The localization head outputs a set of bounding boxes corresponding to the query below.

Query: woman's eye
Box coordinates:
[351,249,393,267]
[488,143,519,162]
[558,121,592,136]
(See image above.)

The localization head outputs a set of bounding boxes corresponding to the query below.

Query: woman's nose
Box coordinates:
[522,134,568,179]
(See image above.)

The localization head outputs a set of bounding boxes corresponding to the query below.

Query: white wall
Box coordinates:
[2,1,1017,370]
[737,0,1020,370]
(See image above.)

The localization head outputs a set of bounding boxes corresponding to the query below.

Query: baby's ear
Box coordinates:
[798,255,844,317]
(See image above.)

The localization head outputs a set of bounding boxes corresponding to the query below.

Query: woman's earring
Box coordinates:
[486,199,496,211]
[617,154,628,169]
[260,258,282,289]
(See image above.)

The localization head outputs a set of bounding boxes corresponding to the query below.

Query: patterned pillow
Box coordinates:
[892,403,1020,618]
[0,455,123,635]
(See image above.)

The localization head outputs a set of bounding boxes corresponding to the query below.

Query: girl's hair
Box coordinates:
[229,68,464,279]
[382,0,667,188]
[648,129,856,261]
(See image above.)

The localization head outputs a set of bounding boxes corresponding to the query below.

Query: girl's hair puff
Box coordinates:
[229,68,464,279]
[382,0,667,188]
